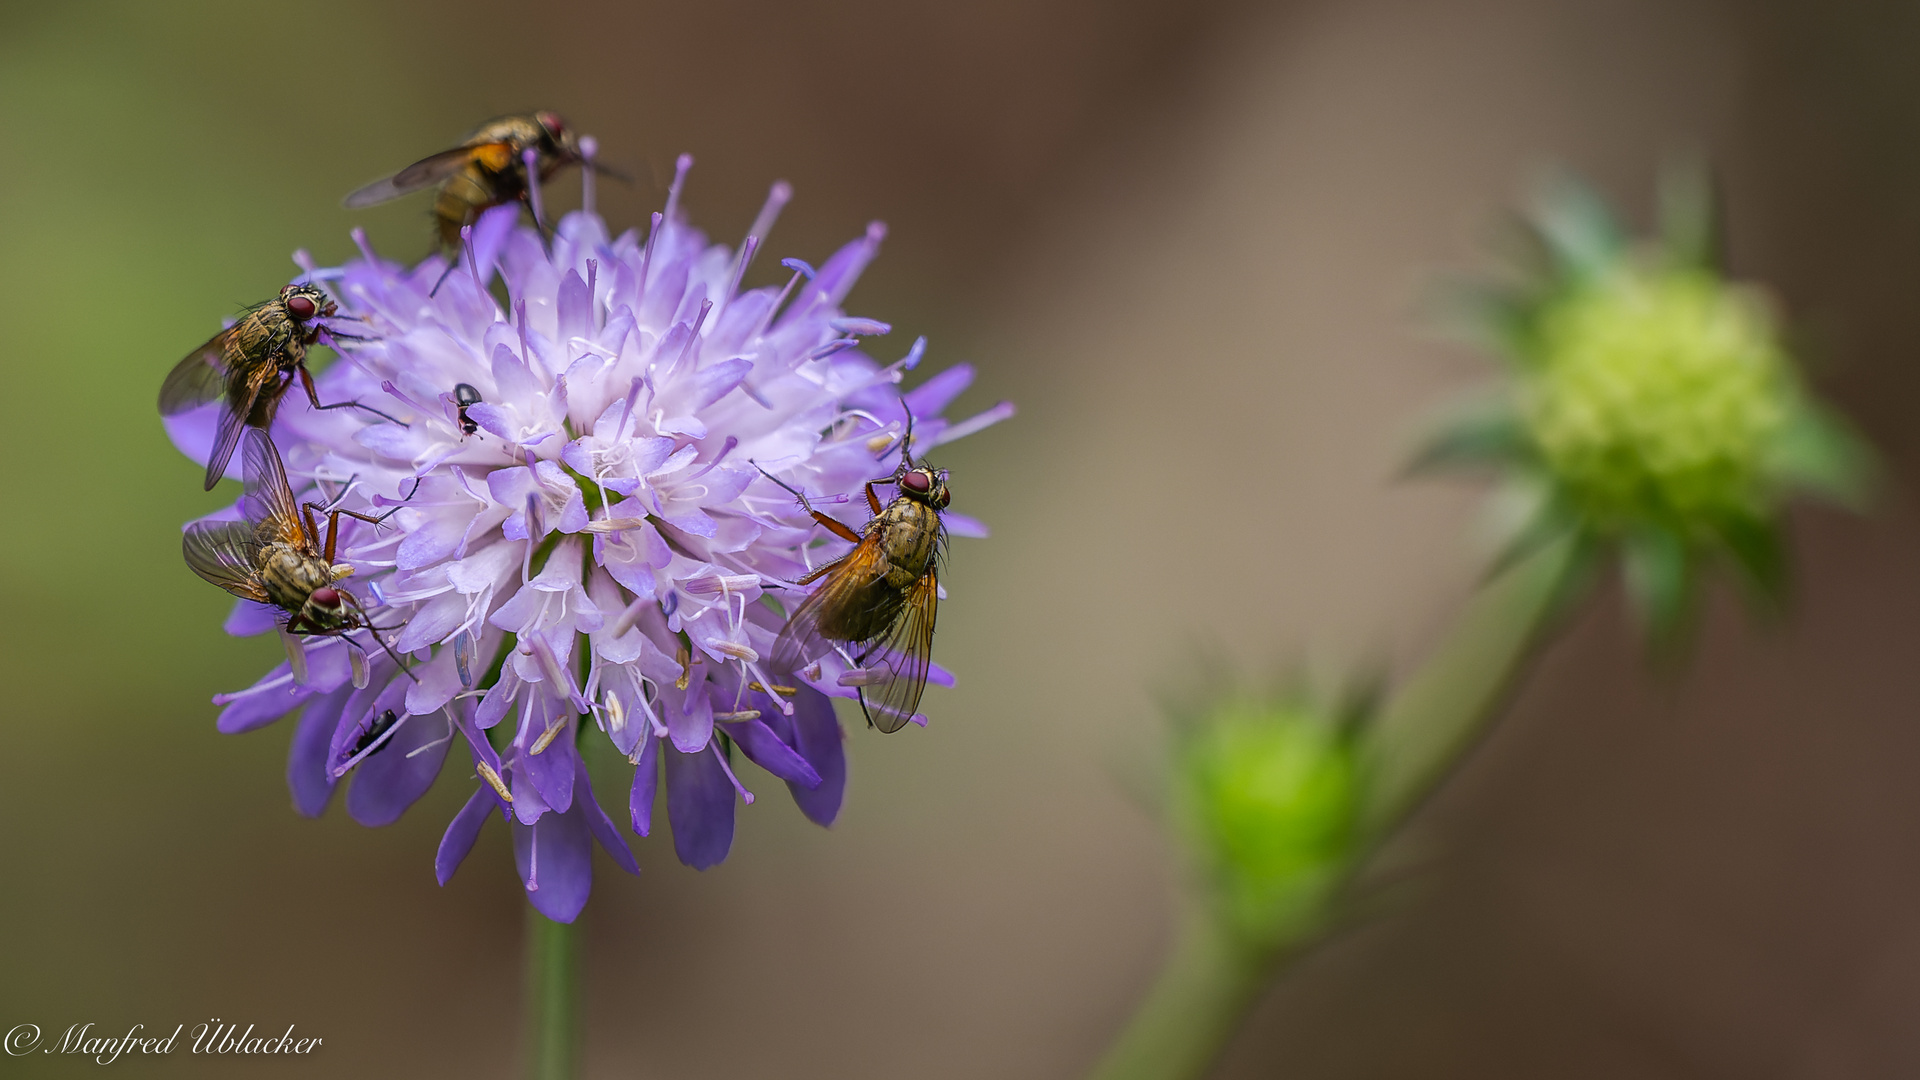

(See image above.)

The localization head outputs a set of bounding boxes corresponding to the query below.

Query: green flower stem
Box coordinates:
[1361,530,1581,833]
[1089,910,1273,1080]
[1090,533,1582,1080]
[526,908,580,1080]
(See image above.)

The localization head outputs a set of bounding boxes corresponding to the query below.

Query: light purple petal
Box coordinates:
[405,647,464,715]
[394,590,467,653]
[905,362,974,418]
[218,681,309,735]
[224,600,278,637]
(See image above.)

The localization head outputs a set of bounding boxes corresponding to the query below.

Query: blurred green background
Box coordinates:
[11,0,1920,1076]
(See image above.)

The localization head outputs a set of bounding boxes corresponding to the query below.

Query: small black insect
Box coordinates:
[352,709,403,759]
[453,383,482,436]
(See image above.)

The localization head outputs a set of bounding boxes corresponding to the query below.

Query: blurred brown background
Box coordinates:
[5,0,1920,1075]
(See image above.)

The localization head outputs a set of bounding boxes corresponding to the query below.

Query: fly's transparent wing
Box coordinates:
[855,569,937,734]
[342,146,484,208]
[240,427,306,546]
[770,547,867,675]
[200,365,276,493]
[182,520,267,601]
[158,328,234,415]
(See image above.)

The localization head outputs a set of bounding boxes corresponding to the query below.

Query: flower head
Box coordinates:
[169,154,1011,921]
[1174,696,1363,946]
[1420,171,1868,634]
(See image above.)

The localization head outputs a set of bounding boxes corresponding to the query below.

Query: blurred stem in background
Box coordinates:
[1092,169,1870,1080]
[526,910,578,1080]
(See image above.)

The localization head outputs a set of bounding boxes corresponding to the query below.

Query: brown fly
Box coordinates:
[158,282,396,491]
[342,111,623,251]
[182,427,411,675]
[756,417,948,733]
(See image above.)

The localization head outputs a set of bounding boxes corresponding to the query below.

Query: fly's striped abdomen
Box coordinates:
[254,538,333,613]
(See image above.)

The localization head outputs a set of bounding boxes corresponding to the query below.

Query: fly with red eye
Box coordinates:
[342,111,629,257]
[183,428,417,681]
[158,282,402,490]
[755,408,953,732]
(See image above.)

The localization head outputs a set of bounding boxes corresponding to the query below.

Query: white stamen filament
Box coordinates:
[405,709,458,759]
[710,740,754,805]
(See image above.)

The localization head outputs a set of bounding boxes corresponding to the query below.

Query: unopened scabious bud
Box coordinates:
[1422,172,1868,632]
[1176,700,1362,946]
[1524,262,1790,534]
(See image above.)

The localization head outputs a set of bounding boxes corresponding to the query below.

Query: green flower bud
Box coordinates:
[1523,262,1791,537]
[1176,700,1362,946]
[1419,172,1870,635]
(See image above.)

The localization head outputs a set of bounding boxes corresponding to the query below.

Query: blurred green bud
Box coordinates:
[1175,699,1363,947]
[1525,262,1789,534]
[1419,169,1870,635]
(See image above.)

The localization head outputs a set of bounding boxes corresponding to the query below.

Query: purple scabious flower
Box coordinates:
[168,155,1011,922]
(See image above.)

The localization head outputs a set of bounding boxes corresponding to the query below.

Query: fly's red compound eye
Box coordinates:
[901,470,932,494]
[309,587,341,608]
[935,488,950,508]
[285,294,318,321]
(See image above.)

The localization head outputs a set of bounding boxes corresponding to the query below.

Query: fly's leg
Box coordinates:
[310,504,403,564]
[296,365,407,426]
[752,461,864,543]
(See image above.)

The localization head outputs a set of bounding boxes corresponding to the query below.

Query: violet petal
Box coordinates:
[664,740,734,869]
[512,802,593,923]
[437,785,495,886]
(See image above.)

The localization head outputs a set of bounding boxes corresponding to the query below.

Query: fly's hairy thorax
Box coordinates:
[467,117,542,149]
[224,306,304,374]
[870,498,941,589]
